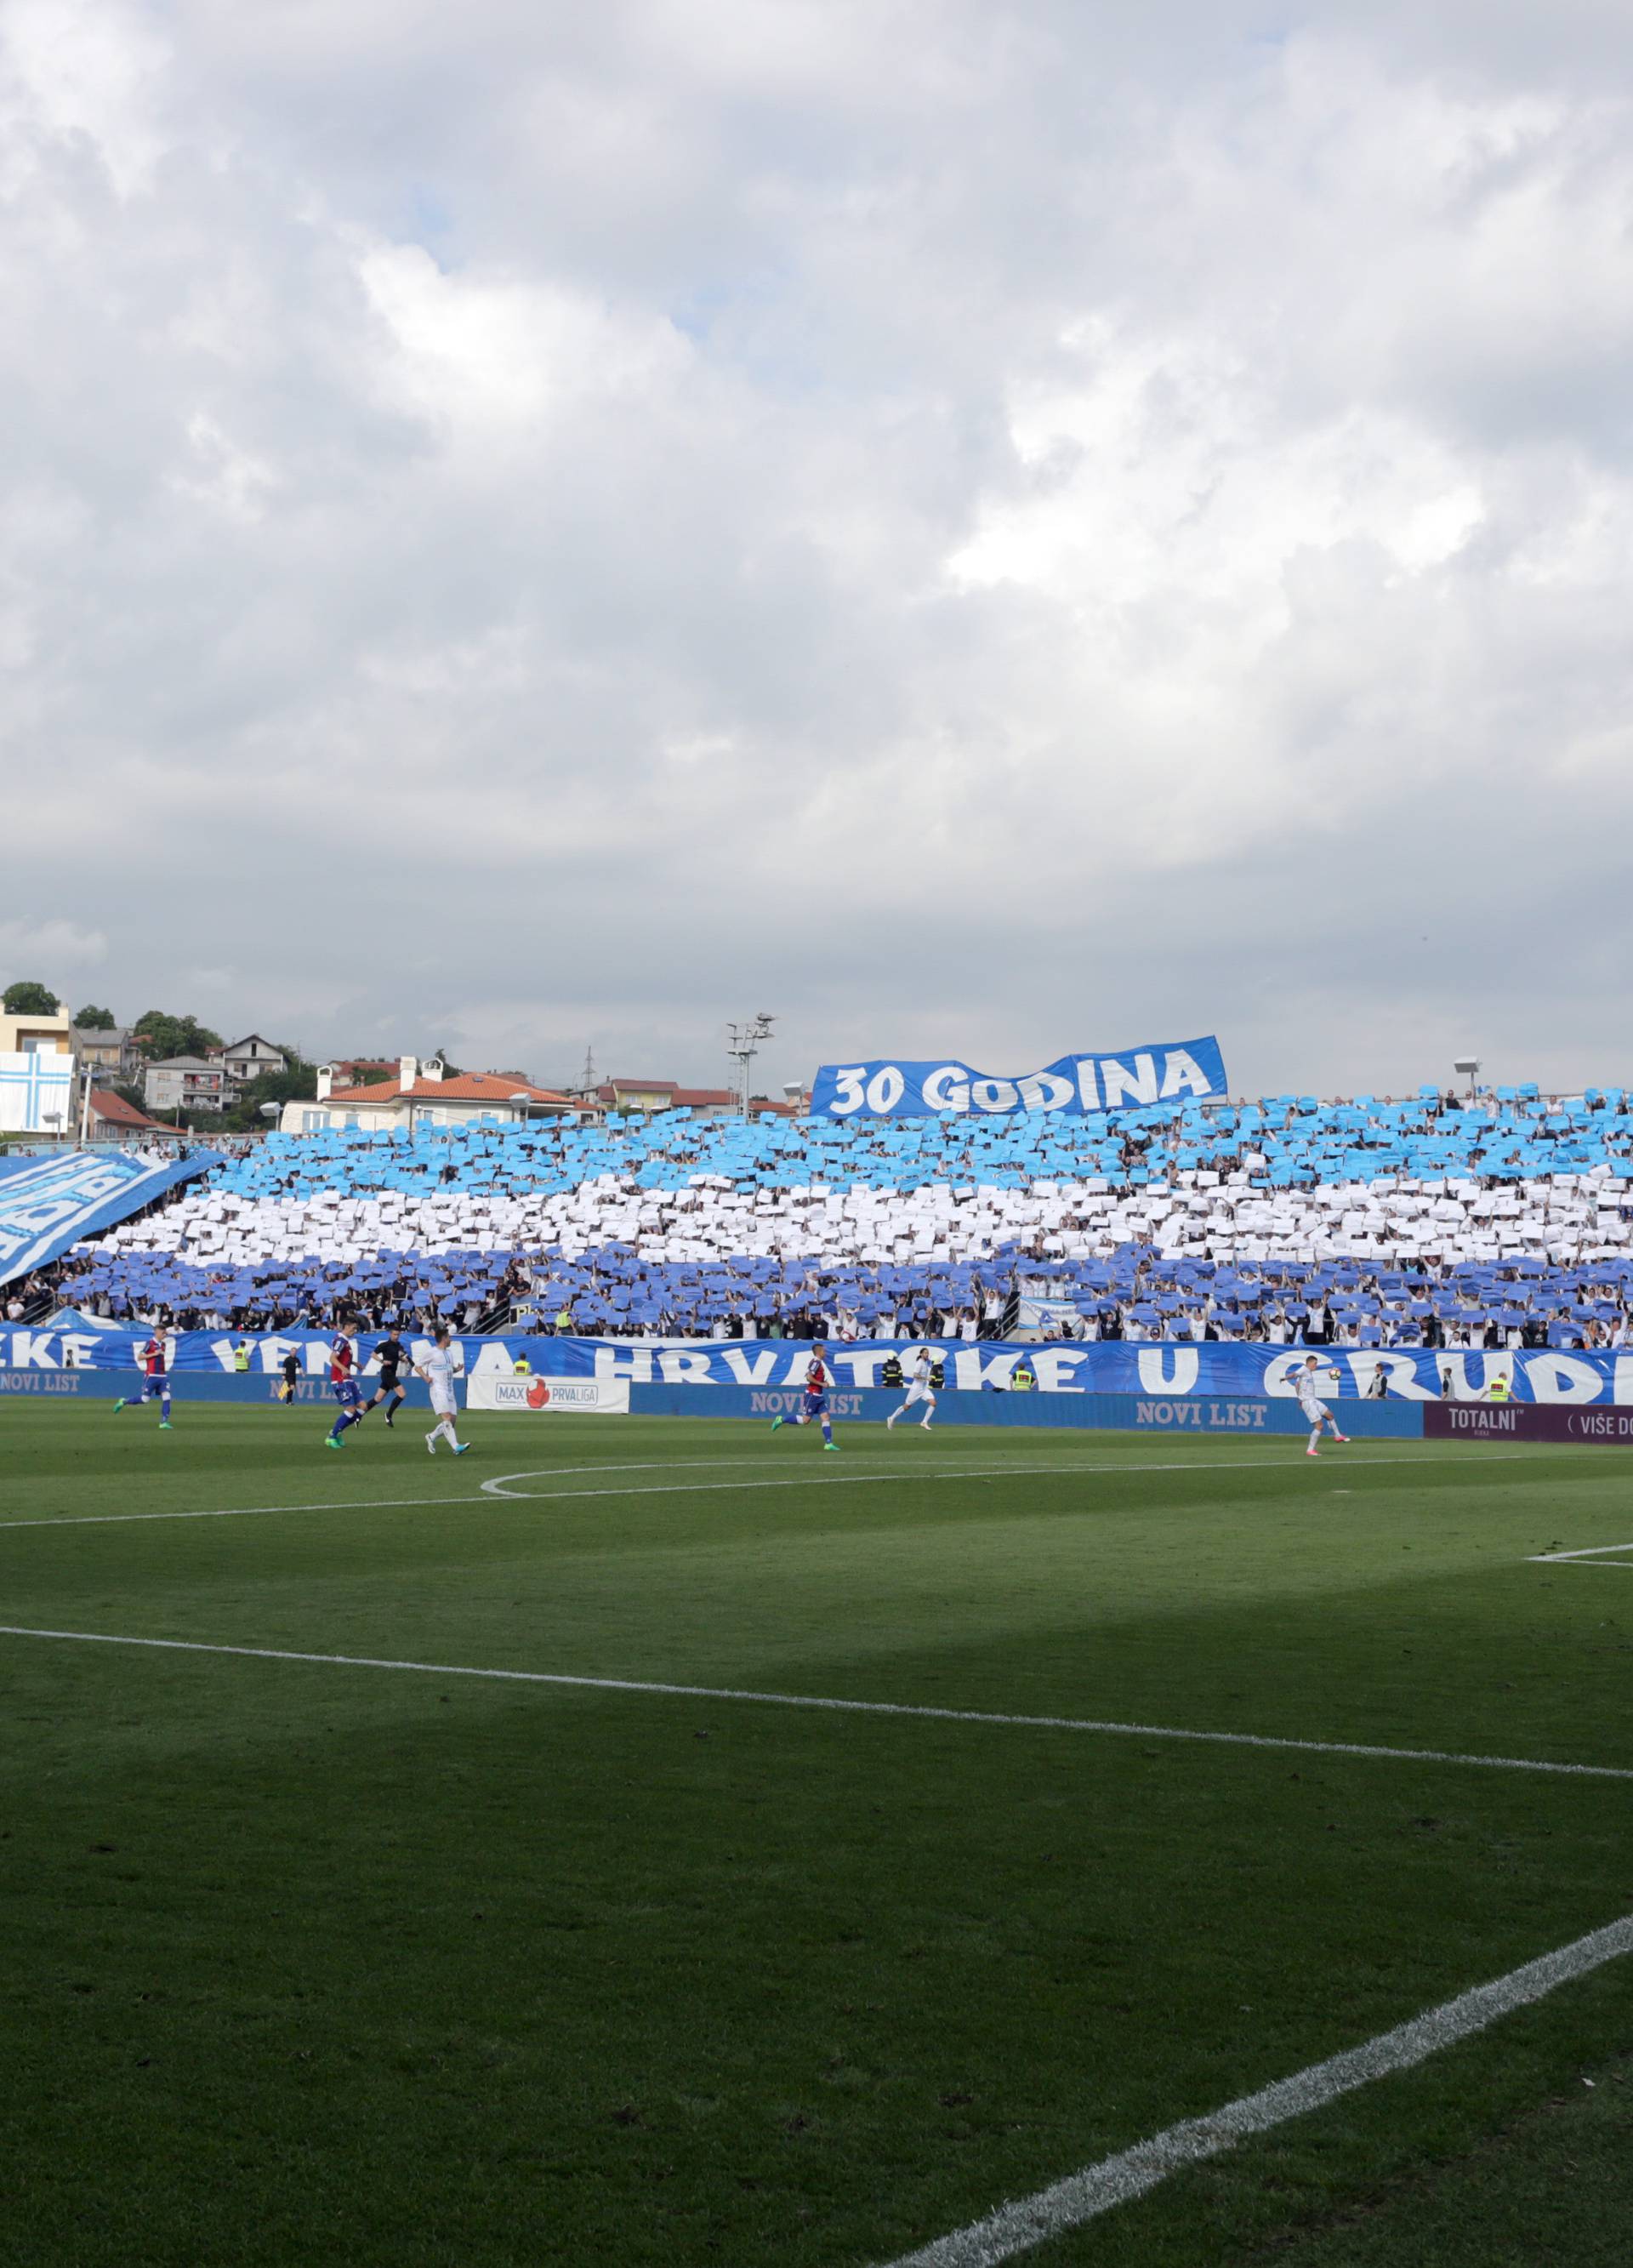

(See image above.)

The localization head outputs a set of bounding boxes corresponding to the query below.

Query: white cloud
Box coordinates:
[1,4,1630,1097]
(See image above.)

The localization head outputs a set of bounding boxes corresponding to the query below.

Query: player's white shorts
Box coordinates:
[904,1382,936,1407]
[430,1393,458,1419]
[1296,1395,1328,1423]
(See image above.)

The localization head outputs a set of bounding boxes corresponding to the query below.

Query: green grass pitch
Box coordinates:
[2,1404,1630,2265]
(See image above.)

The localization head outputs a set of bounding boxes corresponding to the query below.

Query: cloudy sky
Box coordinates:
[4,0,1631,1100]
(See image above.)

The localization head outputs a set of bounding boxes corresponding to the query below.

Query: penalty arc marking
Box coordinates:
[475,1447,1545,1501]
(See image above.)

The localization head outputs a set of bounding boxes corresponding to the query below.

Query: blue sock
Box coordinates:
[160,1393,171,1418]
[822,1416,833,1443]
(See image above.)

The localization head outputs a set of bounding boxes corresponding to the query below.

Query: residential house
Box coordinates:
[0,1003,75,1135]
[572,1076,799,1122]
[216,1034,289,1089]
[585,1077,683,1115]
[84,1089,179,1143]
[280,1056,578,1134]
[326,1058,400,1086]
[144,1056,228,1115]
[70,1026,145,1084]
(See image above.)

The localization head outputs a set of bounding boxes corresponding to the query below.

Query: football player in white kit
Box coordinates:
[419,1328,470,1456]
[1295,1353,1348,1458]
[886,1347,937,1431]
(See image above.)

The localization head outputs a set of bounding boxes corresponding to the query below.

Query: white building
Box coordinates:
[144,1056,228,1115]
[217,1034,289,1089]
[0,1003,76,1134]
[280,1055,577,1134]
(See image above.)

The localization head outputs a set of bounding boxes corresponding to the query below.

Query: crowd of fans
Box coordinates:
[17,1083,1633,1346]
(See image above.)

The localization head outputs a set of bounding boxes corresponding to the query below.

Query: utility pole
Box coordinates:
[725,1014,776,1120]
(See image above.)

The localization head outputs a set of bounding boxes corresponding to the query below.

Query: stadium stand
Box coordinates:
[37,1085,1633,1348]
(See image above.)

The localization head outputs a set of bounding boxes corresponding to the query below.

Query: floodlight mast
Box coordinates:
[726,1013,776,1119]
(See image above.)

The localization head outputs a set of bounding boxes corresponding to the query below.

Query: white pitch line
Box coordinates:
[0,1458,945,1530]
[876,1910,1633,2268]
[0,1445,1540,1533]
[0,1624,1629,1783]
[0,1463,1158,1531]
[1528,1540,1633,1562]
[0,1495,468,1531]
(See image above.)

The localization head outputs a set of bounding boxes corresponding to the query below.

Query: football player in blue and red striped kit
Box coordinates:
[114,1329,174,1428]
[323,1319,367,1449]
[770,1348,840,1450]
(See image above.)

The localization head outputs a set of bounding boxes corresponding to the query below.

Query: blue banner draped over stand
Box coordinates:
[0,1149,213,1287]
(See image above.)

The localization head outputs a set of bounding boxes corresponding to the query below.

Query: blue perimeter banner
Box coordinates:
[810,1038,1228,1117]
[0,1149,212,1287]
[9,1326,1633,1405]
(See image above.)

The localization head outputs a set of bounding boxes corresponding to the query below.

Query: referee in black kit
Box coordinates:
[366,1326,413,1427]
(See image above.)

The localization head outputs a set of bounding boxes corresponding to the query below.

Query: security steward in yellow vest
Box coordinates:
[1011,1356,1038,1391]
[1488,1371,1513,1403]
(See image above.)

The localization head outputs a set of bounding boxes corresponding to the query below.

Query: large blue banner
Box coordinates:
[8,1326,1632,1405]
[0,1149,212,1287]
[811,1038,1228,1117]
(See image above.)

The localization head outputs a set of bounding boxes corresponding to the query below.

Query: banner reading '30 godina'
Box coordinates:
[810,1037,1227,1118]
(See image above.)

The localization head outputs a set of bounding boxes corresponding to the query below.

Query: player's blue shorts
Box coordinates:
[332,1379,362,1410]
[803,1390,828,1416]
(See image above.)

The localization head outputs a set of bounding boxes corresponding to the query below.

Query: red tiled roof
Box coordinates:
[324,1074,576,1108]
[89,1088,168,1130]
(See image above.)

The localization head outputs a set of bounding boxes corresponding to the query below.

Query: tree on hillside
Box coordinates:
[72,1004,117,1029]
[219,1058,320,1132]
[133,1010,225,1061]
[3,981,60,1015]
